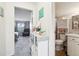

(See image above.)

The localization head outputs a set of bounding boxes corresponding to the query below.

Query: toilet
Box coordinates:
[55,34,66,51]
[55,39,64,51]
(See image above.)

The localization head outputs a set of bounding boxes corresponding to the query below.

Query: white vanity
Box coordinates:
[31,33,49,56]
[66,34,79,56]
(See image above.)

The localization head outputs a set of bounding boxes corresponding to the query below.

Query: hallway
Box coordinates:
[14,36,31,56]
[0,2,55,56]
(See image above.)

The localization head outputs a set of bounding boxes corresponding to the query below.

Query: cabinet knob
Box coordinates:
[72,39,75,40]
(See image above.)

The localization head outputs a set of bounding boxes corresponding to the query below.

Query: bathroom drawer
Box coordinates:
[72,37,79,43]
[68,36,79,43]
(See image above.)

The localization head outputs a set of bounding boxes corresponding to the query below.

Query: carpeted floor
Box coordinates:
[14,36,31,56]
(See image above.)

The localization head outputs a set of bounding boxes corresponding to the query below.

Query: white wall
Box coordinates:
[0,17,5,56]
[37,2,55,56]
[4,3,15,55]
[0,2,38,56]
[49,3,55,56]
[0,3,6,56]
[15,7,32,21]
[12,2,38,26]
[55,2,79,17]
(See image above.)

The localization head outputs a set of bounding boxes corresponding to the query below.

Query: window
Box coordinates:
[17,23,25,32]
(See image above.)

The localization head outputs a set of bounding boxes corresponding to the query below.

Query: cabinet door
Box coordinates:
[67,37,76,56]
[71,37,79,56]
[38,40,48,56]
[75,42,79,56]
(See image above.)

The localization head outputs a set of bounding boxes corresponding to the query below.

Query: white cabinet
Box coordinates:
[67,36,79,56]
[38,39,49,56]
[31,35,49,56]
[75,43,79,55]
[67,37,76,56]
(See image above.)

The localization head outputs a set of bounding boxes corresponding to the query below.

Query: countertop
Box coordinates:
[66,33,79,38]
[33,32,49,41]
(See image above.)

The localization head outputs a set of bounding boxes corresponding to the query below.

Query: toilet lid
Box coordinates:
[55,40,64,43]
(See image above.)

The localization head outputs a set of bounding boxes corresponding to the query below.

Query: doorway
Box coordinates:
[55,17,67,56]
[14,7,33,56]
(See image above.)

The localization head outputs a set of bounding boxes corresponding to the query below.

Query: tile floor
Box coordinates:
[14,36,31,56]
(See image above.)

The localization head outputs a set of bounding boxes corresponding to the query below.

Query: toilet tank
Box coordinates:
[60,34,66,41]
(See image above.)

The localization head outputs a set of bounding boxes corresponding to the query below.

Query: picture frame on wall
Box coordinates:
[72,15,79,29]
[0,7,3,17]
[39,7,44,19]
[73,20,79,29]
